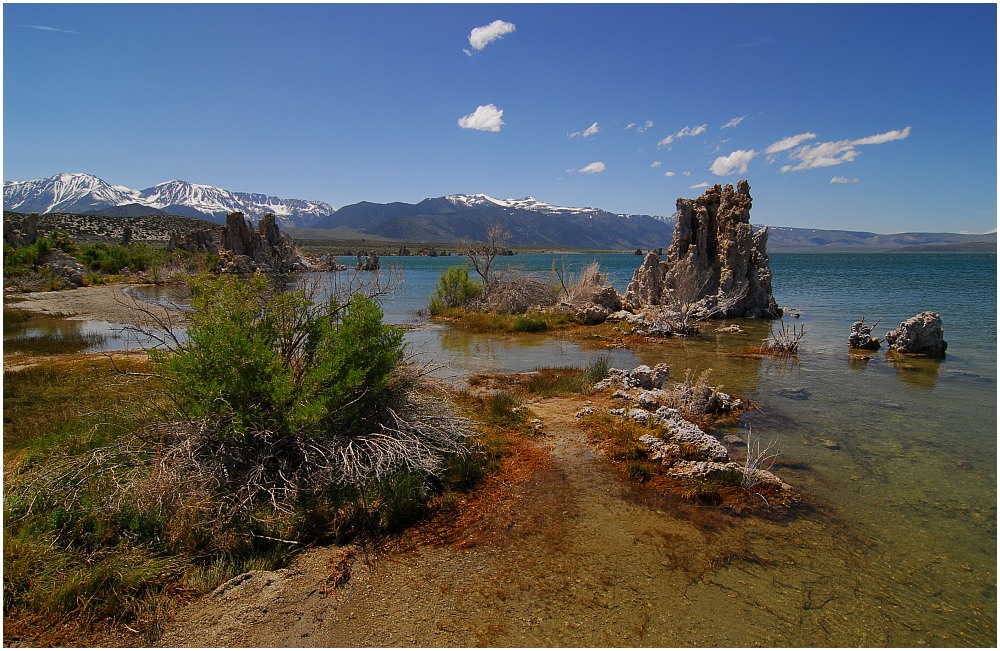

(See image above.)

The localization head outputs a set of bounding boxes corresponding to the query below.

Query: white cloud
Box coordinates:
[721,116,746,130]
[626,123,636,130]
[458,104,505,132]
[650,161,662,169]
[830,176,860,184]
[683,171,691,177]
[658,123,708,147]
[579,161,606,174]
[710,149,757,176]
[23,24,77,34]
[852,126,912,145]
[664,171,676,177]
[689,182,710,189]
[637,120,654,133]
[766,132,817,155]
[467,20,516,53]
[569,122,600,139]
[780,127,912,173]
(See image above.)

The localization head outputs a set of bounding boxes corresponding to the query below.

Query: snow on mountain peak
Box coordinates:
[4,173,335,227]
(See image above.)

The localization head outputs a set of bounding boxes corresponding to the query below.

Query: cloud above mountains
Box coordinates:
[779,127,912,172]
[711,149,757,176]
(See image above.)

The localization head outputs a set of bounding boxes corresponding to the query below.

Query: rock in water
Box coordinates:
[885,311,947,357]
[848,317,881,350]
[622,181,781,318]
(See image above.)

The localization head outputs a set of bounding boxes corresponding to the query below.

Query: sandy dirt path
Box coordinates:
[157,396,869,648]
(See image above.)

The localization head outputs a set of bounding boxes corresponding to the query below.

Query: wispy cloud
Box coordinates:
[465,20,516,55]
[710,149,757,176]
[579,161,606,174]
[781,127,912,172]
[690,182,710,189]
[664,171,676,177]
[659,123,708,147]
[830,176,860,184]
[23,24,77,34]
[650,161,662,169]
[570,122,601,139]
[721,116,746,130]
[457,104,505,132]
[766,132,817,155]
[636,120,654,133]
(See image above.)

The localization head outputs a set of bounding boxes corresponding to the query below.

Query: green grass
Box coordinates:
[435,308,580,334]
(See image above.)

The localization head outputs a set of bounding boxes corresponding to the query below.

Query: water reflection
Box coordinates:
[886,351,942,388]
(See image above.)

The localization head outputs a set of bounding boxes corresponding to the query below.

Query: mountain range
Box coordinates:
[4,173,995,251]
[3,173,334,228]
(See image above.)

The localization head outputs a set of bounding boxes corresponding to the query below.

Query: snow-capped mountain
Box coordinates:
[2,173,138,216]
[314,193,675,249]
[3,173,335,228]
[443,193,605,217]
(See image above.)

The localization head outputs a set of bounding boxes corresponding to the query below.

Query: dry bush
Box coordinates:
[563,260,608,305]
[747,320,805,356]
[479,269,559,315]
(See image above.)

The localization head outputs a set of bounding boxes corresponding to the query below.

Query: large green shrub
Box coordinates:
[156,273,406,443]
[429,265,482,315]
[78,242,155,274]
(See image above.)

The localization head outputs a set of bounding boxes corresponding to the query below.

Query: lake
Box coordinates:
[8,251,996,644]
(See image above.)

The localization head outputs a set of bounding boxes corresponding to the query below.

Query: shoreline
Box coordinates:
[4,283,187,323]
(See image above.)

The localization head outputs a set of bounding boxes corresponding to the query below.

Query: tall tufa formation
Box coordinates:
[623,180,781,319]
[217,212,310,274]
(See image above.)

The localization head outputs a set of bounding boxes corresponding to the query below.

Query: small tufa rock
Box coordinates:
[848,317,881,350]
[885,311,947,357]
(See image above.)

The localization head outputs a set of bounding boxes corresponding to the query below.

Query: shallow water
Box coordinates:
[9,252,996,644]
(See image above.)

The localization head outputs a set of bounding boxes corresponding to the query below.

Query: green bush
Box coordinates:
[156,273,406,442]
[429,265,482,315]
[3,232,74,277]
[78,242,155,274]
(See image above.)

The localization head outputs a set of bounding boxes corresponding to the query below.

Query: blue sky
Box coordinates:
[3,3,997,233]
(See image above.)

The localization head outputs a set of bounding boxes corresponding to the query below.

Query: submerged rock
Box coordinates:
[622,181,781,319]
[885,311,947,357]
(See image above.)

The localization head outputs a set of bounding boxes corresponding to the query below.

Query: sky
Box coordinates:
[3,3,997,234]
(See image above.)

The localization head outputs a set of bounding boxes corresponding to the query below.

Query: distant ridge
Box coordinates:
[4,173,994,251]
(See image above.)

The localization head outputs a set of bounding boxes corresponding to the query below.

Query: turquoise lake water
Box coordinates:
[17,251,995,644]
[349,251,997,645]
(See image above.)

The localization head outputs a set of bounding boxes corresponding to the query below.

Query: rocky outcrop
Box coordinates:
[886,311,947,357]
[622,181,781,319]
[39,249,87,287]
[168,227,219,253]
[556,285,623,325]
[3,212,39,247]
[848,317,881,350]
[592,363,671,392]
[217,212,310,274]
[356,251,380,271]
